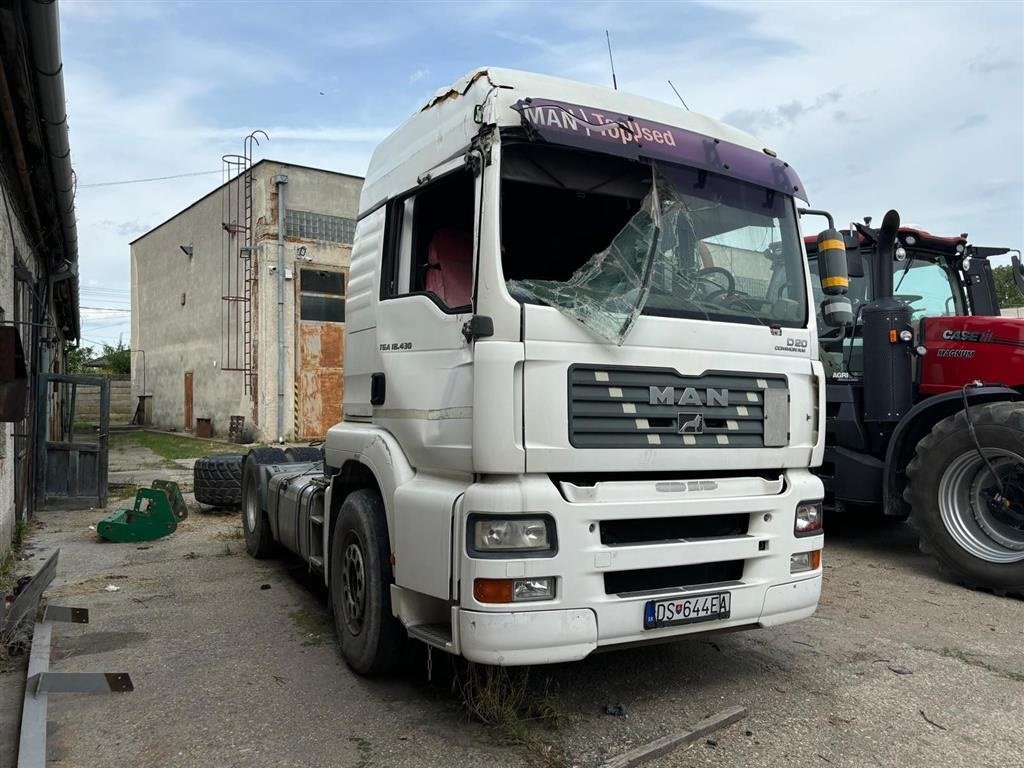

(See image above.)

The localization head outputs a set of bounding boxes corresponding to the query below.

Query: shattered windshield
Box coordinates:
[501,144,807,344]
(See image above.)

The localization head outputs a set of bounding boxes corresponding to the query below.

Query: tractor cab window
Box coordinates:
[892,258,963,321]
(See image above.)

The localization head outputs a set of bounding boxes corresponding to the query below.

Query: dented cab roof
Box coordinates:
[359,67,785,217]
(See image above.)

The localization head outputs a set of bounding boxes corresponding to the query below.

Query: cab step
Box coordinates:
[308,554,324,572]
[407,623,453,651]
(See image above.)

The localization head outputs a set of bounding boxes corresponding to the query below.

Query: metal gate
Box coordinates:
[35,374,109,510]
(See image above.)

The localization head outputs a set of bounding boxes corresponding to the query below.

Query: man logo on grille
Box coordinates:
[677,412,704,435]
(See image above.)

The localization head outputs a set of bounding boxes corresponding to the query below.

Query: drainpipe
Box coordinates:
[273,174,288,443]
[25,0,80,341]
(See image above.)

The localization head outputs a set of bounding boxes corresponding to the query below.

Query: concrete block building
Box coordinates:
[131,160,363,442]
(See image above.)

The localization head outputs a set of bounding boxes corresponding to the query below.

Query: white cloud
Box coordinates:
[499,1,1023,247]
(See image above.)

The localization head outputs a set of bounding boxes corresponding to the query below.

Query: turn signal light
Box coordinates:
[889,329,898,343]
[473,577,556,603]
[474,578,514,603]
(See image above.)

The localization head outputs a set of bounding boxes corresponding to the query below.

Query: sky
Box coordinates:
[60,0,1024,348]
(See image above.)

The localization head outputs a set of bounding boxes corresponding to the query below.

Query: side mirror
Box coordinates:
[1013,254,1024,297]
[815,228,852,327]
[820,296,853,328]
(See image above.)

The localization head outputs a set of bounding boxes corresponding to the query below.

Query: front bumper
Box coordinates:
[453,469,825,665]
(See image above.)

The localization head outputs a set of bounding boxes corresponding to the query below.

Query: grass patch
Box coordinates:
[109,483,140,501]
[454,663,567,765]
[0,519,29,595]
[111,430,238,461]
[289,607,334,646]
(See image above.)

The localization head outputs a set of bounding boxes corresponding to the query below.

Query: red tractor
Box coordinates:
[804,209,1024,593]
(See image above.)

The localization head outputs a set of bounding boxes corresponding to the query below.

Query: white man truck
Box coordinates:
[241,68,840,675]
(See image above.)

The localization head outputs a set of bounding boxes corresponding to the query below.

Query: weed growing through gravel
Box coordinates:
[454,663,569,766]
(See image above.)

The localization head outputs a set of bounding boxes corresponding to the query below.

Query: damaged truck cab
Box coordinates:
[243,68,837,673]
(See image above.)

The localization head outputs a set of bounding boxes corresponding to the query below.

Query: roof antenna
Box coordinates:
[605,30,618,90]
[667,80,690,110]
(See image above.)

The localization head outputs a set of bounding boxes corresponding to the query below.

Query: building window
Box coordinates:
[286,209,356,244]
[300,269,345,322]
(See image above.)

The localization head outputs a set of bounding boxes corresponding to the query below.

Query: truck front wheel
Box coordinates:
[905,401,1024,594]
[329,489,403,675]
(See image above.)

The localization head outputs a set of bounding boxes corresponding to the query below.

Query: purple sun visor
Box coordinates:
[511,98,807,203]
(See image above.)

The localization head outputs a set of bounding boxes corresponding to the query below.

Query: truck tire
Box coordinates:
[329,488,403,675]
[284,446,323,463]
[241,448,286,558]
[905,401,1024,594]
[193,454,244,507]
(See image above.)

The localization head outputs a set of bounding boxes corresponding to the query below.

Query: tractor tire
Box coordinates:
[905,401,1024,595]
[241,447,287,558]
[193,454,244,508]
[329,488,403,676]
[284,446,324,463]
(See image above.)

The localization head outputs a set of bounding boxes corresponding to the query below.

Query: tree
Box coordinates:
[992,265,1023,310]
[102,338,131,375]
[65,344,94,373]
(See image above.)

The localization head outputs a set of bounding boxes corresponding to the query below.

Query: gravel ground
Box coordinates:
[2,449,1021,768]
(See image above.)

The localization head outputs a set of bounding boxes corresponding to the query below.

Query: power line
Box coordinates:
[80,306,130,312]
[78,169,221,189]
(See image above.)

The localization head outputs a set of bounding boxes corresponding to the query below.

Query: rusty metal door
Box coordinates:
[184,371,193,432]
[295,267,346,439]
[35,374,109,510]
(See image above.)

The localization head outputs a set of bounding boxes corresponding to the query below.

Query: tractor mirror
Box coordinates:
[1013,254,1024,297]
[845,249,865,278]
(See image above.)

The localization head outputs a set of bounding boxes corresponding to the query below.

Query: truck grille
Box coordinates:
[568,365,789,449]
[600,514,749,546]
[604,560,744,595]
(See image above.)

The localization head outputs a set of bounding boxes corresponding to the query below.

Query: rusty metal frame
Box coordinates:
[294,262,348,440]
[2,550,134,768]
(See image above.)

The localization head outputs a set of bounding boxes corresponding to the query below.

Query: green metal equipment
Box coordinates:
[96,480,187,543]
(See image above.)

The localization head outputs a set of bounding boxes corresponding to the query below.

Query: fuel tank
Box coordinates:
[918,316,1024,395]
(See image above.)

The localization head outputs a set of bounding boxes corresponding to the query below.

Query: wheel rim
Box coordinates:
[244,482,257,532]
[341,536,367,635]
[938,448,1024,564]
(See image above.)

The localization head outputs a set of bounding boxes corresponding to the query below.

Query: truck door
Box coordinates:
[373,161,476,474]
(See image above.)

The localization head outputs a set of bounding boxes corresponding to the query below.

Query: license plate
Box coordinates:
[643,592,731,629]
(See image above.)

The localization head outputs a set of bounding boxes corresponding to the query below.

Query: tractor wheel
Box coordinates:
[284,446,324,463]
[193,454,244,508]
[905,401,1024,594]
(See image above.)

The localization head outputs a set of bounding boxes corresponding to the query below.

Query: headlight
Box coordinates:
[469,515,556,555]
[795,500,823,537]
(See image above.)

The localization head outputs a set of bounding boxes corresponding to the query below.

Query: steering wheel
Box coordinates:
[695,267,735,294]
[705,288,753,305]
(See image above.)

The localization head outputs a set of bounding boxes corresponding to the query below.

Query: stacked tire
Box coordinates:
[193,454,244,508]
